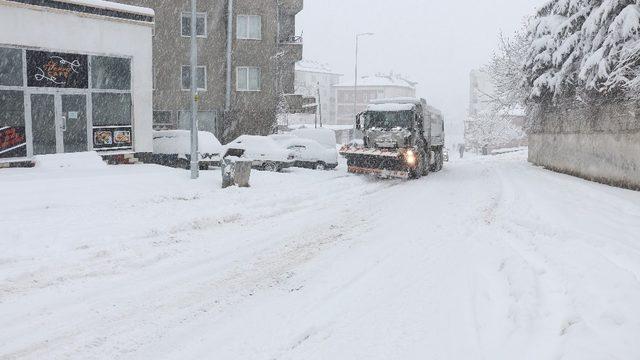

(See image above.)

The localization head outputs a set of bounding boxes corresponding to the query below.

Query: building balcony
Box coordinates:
[278,36,303,63]
[279,0,303,15]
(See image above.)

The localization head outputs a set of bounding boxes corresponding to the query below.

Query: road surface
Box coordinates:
[1,151,639,359]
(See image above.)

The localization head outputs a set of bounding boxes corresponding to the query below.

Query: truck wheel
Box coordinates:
[410,152,425,179]
[315,162,326,171]
[420,150,429,176]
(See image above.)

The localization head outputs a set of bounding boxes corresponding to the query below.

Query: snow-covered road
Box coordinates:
[1,151,640,360]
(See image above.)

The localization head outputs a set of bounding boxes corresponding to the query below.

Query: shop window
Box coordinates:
[153,110,173,126]
[236,66,260,91]
[92,93,132,126]
[181,66,206,91]
[0,47,23,87]
[237,15,261,40]
[91,56,131,90]
[181,12,207,37]
[0,90,26,158]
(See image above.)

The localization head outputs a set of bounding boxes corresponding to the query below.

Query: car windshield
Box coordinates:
[365,111,413,130]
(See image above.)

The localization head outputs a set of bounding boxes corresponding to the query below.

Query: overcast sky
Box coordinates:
[297,0,543,141]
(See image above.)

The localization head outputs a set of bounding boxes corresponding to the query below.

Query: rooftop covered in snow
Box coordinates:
[295,59,342,75]
[334,72,417,89]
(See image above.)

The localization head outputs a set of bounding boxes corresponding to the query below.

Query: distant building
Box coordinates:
[333,72,417,125]
[468,69,495,118]
[118,0,303,142]
[294,60,342,125]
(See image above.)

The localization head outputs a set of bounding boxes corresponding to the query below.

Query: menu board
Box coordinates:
[26,50,88,89]
[93,127,133,150]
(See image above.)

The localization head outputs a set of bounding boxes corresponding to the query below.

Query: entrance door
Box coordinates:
[31,94,56,155]
[61,94,87,153]
[30,93,88,155]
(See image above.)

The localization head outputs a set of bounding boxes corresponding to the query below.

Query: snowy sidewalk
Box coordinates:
[1,152,640,359]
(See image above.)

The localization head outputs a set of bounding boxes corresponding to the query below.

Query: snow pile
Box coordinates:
[524,0,640,98]
[35,151,107,170]
[367,103,415,112]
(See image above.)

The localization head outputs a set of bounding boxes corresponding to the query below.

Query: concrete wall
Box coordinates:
[528,100,640,190]
[0,1,154,153]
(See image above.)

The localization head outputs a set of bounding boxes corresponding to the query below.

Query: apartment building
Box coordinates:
[294,60,342,125]
[118,0,303,142]
[333,72,417,125]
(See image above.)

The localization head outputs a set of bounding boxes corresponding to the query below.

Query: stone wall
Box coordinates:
[528,100,640,190]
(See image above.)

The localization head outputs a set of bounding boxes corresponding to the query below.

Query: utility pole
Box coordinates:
[317,82,322,128]
[189,0,199,179]
[354,32,373,123]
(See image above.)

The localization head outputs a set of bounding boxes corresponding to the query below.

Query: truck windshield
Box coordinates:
[365,111,413,130]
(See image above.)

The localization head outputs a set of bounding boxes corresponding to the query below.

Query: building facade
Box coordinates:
[294,60,342,125]
[0,0,154,163]
[333,72,417,125]
[118,0,303,143]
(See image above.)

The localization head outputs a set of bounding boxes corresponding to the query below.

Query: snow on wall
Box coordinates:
[528,100,640,189]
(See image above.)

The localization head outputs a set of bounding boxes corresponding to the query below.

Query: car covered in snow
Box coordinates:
[223,135,295,172]
[290,128,337,150]
[271,136,339,170]
[152,130,223,168]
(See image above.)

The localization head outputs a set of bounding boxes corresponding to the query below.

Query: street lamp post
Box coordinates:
[189,0,199,179]
[354,32,374,122]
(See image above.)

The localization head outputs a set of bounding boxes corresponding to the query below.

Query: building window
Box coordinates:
[237,15,261,40]
[181,65,206,91]
[91,56,131,90]
[0,47,23,87]
[92,93,132,126]
[0,90,26,159]
[153,110,173,128]
[181,12,207,37]
[236,67,260,91]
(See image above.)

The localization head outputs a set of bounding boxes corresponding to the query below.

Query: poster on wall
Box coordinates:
[0,126,27,159]
[93,127,132,150]
[26,50,88,88]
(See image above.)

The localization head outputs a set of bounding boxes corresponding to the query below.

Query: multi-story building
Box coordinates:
[294,60,342,125]
[118,0,303,142]
[332,72,416,125]
[468,69,495,118]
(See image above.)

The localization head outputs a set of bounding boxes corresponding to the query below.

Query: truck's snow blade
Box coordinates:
[340,147,410,179]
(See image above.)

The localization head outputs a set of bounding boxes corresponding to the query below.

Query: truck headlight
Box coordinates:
[405,150,416,166]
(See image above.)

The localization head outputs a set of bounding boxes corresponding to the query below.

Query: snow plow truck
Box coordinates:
[339,98,445,179]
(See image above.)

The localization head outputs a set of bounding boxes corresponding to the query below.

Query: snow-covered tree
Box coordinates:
[465,112,525,152]
[486,22,531,112]
[523,0,640,100]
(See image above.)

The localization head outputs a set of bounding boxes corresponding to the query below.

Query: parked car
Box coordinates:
[291,128,337,150]
[277,137,339,170]
[153,130,223,169]
[223,135,295,172]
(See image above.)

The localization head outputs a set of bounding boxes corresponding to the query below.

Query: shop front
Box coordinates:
[0,0,154,163]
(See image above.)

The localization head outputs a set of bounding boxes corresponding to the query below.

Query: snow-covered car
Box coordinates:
[223,135,295,172]
[280,138,339,170]
[153,130,223,168]
[291,128,337,150]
